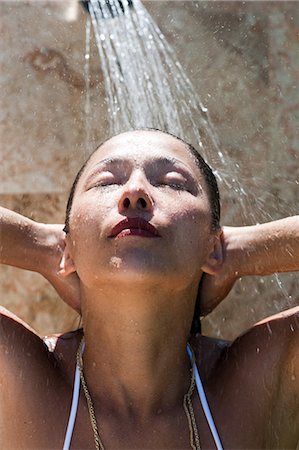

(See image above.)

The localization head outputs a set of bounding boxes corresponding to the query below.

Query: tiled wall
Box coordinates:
[1,1,298,340]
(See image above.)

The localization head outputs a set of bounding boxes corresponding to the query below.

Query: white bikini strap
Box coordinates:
[187,344,224,450]
[62,345,83,450]
[63,343,223,450]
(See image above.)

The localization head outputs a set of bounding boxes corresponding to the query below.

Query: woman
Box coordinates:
[1,129,298,449]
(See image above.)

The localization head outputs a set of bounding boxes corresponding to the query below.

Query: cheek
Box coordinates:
[169,200,212,257]
[67,202,108,284]
[68,200,107,254]
[168,196,211,232]
[70,193,112,232]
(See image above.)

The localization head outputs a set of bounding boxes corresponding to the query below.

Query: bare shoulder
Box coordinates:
[0,308,77,448]
[229,305,299,372]
[237,305,299,364]
[0,306,81,366]
[0,306,57,376]
[253,305,299,383]
[0,306,57,373]
[231,305,299,347]
[0,305,40,336]
[198,307,299,448]
[0,305,43,346]
[0,309,83,412]
[230,305,299,447]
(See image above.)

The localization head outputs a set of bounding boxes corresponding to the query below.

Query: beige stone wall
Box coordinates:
[1,1,298,340]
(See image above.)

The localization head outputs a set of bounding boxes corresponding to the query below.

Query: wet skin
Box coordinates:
[1,312,298,449]
[0,131,298,449]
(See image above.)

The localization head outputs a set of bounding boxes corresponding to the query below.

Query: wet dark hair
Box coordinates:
[63,129,221,334]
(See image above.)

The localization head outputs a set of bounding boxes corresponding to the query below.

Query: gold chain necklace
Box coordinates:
[76,338,201,450]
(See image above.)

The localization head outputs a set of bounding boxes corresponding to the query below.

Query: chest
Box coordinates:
[0,388,259,450]
[0,363,283,450]
[66,389,269,450]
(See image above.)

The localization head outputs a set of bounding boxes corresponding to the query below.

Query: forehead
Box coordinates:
[85,131,201,174]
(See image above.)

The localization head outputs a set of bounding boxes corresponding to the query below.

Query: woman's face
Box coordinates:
[66,131,217,292]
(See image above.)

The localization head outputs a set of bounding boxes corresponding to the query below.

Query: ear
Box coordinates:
[58,241,76,278]
[201,228,224,275]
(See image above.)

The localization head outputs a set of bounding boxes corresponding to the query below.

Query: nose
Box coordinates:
[118,171,154,213]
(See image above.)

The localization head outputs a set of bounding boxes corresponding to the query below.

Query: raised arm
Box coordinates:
[0,206,60,270]
[0,206,80,312]
[200,216,299,315]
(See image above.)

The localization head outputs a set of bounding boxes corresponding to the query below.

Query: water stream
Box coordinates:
[86,0,245,215]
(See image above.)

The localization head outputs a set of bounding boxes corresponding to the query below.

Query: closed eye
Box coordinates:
[155,172,188,190]
[156,182,185,190]
[87,171,120,189]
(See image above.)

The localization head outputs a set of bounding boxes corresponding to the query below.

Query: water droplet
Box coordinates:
[266,323,273,335]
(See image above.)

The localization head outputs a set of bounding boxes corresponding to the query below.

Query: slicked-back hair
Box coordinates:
[63,129,221,334]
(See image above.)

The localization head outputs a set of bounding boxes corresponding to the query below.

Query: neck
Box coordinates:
[80,281,197,419]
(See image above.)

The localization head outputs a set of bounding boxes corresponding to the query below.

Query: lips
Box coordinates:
[109,217,160,239]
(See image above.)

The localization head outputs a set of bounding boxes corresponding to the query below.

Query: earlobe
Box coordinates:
[201,229,224,275]
[59,245,77,278]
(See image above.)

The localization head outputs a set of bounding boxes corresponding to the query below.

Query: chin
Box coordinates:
[109,256,162,277]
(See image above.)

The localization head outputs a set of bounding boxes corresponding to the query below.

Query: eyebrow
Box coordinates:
[88,156,194,172]
[83,155,201,190]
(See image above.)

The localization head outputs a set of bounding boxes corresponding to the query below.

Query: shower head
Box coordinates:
[80,0,133,19]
